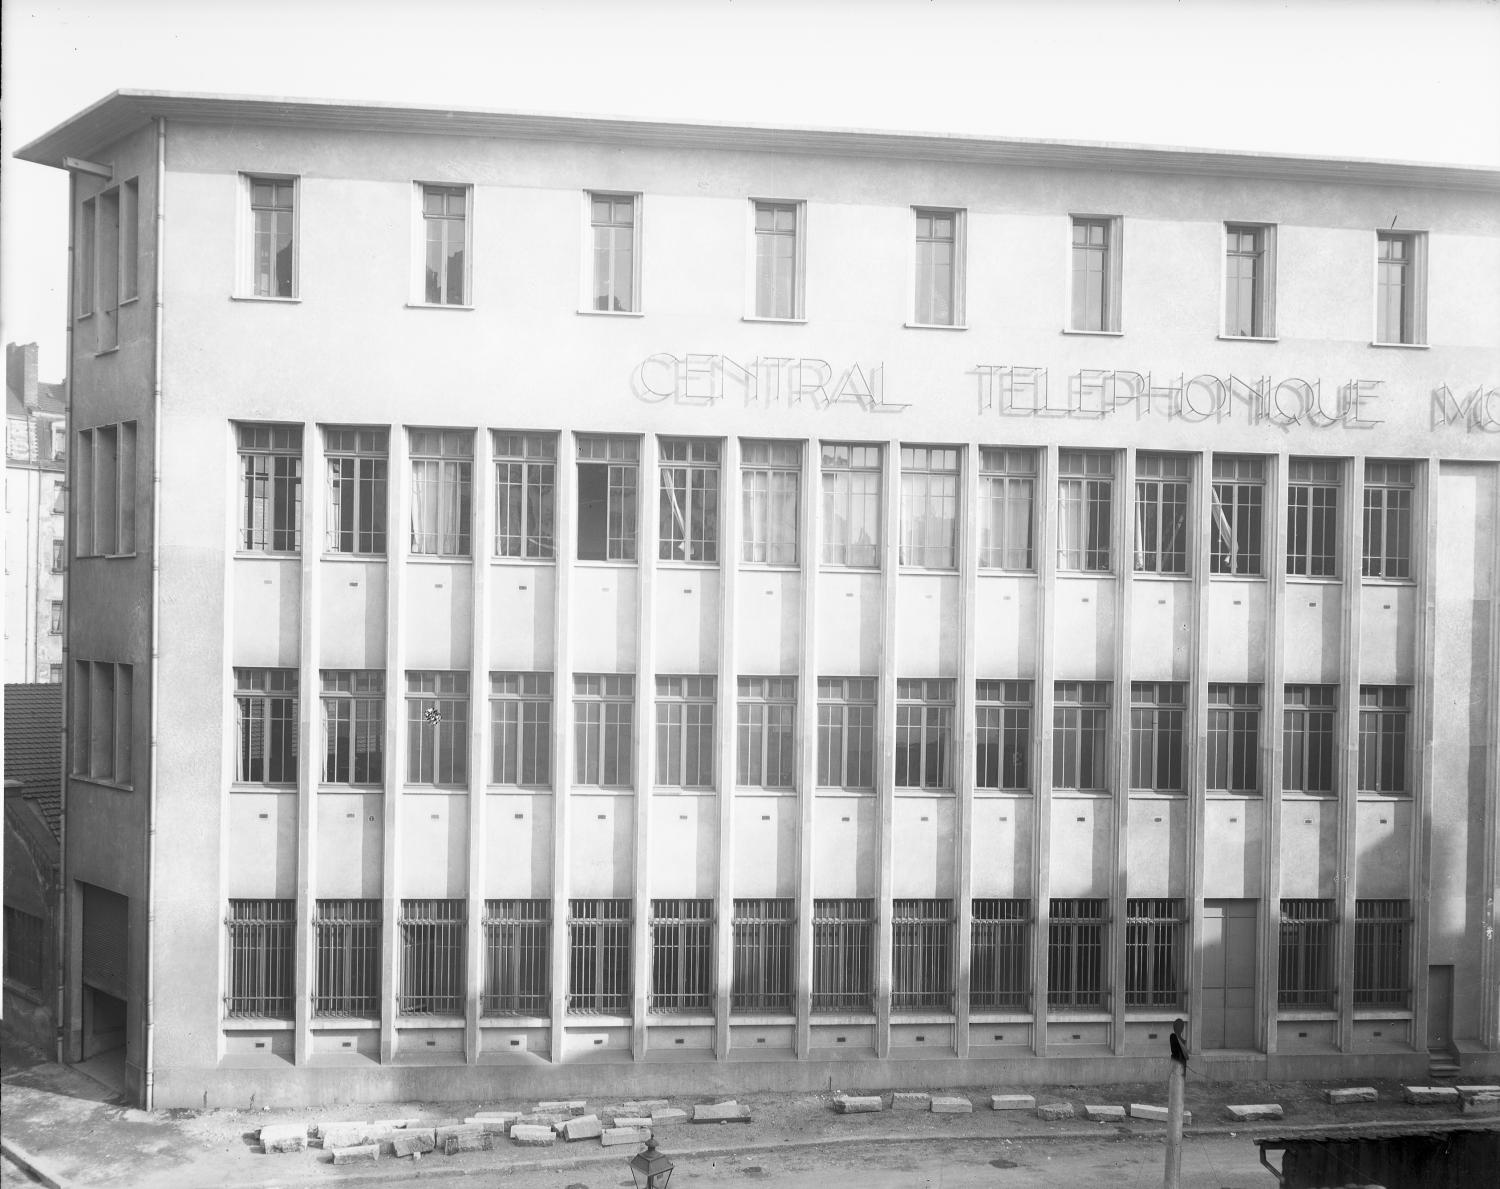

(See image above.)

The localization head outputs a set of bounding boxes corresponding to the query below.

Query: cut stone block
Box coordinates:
[442,1124,490,1155]
[693,1101,751,1123]
[1461,1096,1500,1116]
[1324,1087,1378,1105]
[392,1131,435,1158]
[1130,1104,1191,1123]
[991,1094,1036,1111]
[315,1120,366,1140]
[621,1099,671,1112]
[1035,1101,1074,1121]
[1084,1104,1126,1121]
[1457,1085,1500,1098]
[601,1126,651,1147]
[331,1144,378,1165]
[321,1122,375,1148]
[651,1108,689,1126]
[473,1110,521,1122]
[611,1115,653,1129]
[465,1118,513,1135]
[538,1099,588,1115]
[836,1095,883,1113]
[259,1124,308,1154]
[931,1096,972,1114]
[1404,1086,1460,1105]
[514,1111,572,1128]
[510,1124,557,1147]
[563,1115,604,1141]
[893,1093,931,1111]
[370,1117,421,1130]
[1226,1104,1283,1121]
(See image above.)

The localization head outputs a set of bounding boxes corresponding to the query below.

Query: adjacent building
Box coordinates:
[14,91,1500,1109]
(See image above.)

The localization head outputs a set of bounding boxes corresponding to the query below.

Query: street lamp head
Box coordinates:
[628,1137,675,1189]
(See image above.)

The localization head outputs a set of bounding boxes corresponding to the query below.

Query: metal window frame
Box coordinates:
[397,898,467,1016]
[312,899,381,1018]
[811,898,875,1012]
[731,897,795,1013]
[567,898,633,1014]
[482,899,551,1016]
[489,671,553,787]
[649,898,715,1013]
[1124,897,1185,1009]
[1047,897,1108,1011]
[970,898,1031,1010]
[1278,898,1336,1008]
[492,431,557,560]
[891,898,954,1011]
[225,898,296,1018]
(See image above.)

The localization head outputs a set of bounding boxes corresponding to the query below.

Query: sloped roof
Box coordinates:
[4,683,63,795]
[5,380,67,419]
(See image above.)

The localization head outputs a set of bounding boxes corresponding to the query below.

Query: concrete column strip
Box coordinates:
[1032,443,1058,1056]
[796,437,819,1058]
[632,432,658,1058]
[548,431,576,1060]
[714,436,740,1060]
[380,424,410,1063]
[874,439,899,1058]
[954,443,980,1056]
[1337,456,1365,1054]
[293,419,324,1064]
[465,426,490,1064]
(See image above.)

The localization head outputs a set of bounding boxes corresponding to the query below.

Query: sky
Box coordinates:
[3,0,1498,376]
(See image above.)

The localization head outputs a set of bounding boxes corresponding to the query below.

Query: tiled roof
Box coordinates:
[5,380,67,418]
[4,683,63,794]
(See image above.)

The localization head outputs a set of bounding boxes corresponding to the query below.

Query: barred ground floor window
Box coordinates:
[398,899,465,1016]
[568,898,631,1014]
[1125,898,1184,1009]
[225,898,295,1018]
[313,899,380,1017]
[650,899,714,1012]
[1278,899,1334,1007]
[1048,898,1106,1010]
[731,898,794,1014]
[891,898,953,1011]
[1354,899,1411,1008]
[970,899,1030,1010]
[483,899,550,1015]
[812,898,874,1012]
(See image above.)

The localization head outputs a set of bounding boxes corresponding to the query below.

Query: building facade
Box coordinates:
[16,92,1500,1109]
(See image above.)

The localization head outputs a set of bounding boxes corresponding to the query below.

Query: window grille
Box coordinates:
[754,202,800,320]
[895,678,954,789]
[493,432,556,559]
[970,899,1030,1010]
[576,435,639,561]
[406,671,469,785]
[398,899,465,1016]
[1354,900,1411,1008]
[891,899,953,1011]
[482,899,550,1016]
[1358,685,1409,793]
[741,440,800,564]
[1283,685,1336,793]
[1287,458,1339,577]
[650,899,714,1013]
[321,670,384,785]
[235,668,298,784]
[1057,450,1112,571]
[409,429,472,557]
[659,438,720,563]
[1362,460,1414,579]
[591,193,637,312]
[820,443,882,567]
[3,906,46,993]
[1130,682,1185,792]
[422,184,468,305]
[915,208,960,326]
[324,427,387,555]
[1053,681,1109,791]
[313,899,381,1017]
[899,446,960,568]
[1207,683,1260,793]
[568,899,632,1014]
[1047,898,1107,1010]
[574,674,634,787]
[731,898,794,1013]
[1125,898,1184,1009]
[1134,453,1191,574]
[736,677,796,789]
[812,899,874,1012]
[1210,456,1264,576]
[656,676,715,788]
[975,680,1030,791]
[490,672,552,787]
[817,677,877,790]
[1278,899,1335,1007]
[238,424,302,553]
[978,447,1035,570]
[225,899,295,1018]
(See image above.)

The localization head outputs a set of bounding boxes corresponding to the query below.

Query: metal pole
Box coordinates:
[1164,1057,1185,1189]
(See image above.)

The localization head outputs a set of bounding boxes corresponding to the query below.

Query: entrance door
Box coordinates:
[79,884,129,1059]
[1427,965,1455,1055]
[1202,900,1257,1049]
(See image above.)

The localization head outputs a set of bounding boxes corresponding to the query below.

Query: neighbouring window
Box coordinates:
[574,674,634,787]
[74,422,137,557]
[821,442,881,567]
[421,184,469,305]
[1057,450,1113,571]
[1048,898,1107,1009]
[398,899,466,1016]
[409,429,472,558]
[914,208,963,326]
[1134,453,1191,575]
[238,424,302,553]
[976,680,1030,791]
[49,601,62,634]
[970,899,1030,1010]
[650,899,714,1013]
[899,446,959,568]
[482,899,550,1016]
[1125,898,1184,1009]
[754,200,803,319]
[121,178,139,302]
[659,438,720,563]
[235,668,297,785]
[1207,683,1260,794]
[1210,456,1264,576]
[490,672,552,787]
[1071,216,1121,332]
[1354,899,1411,1008]
[655,675,715,788]
[96,187,120,351]
[1283,685,1337,794]
[576,435,638,561]
[816,677,877,790]
[324,427,388,556]
[979,447,1035,570]
[246,176,296,298]
[731,898,794,1014]
[895,678,954,789]
[1375,230,1426,345]
[321,670,384,785]
[406,671,469,786]
[1225,223,1274,337]
[567,898,631,1014]
[78,197,96,316]
[812,898,874,1012]
[1130,682,1186,792]
[892,898,953,1011]
[1278,899,1334,1007]
[741,440,800,564]
[736,676,795,789]
[313,899,381,1018]
[52,540,65,571]
[1358,686,1410,793]
[1053,681,1109,791]
[1362,460,1414,580]
[493,432,556,559]
[590,193,639,312]
[48,664,62,684]
[3,906,46,993]
[69,660,134,785]
[1287,458,1340,577]
[225,899,295,1017]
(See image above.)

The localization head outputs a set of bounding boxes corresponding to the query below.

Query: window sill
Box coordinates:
[968,1011,1033,1023]
[1281,790,1339,801]
[486,784,553,793]
[1360,576,1417,587]
[742,315,807,325]
[404,302,474,312]
[890,1011,956,1024]
[563,1014,632,1026]
[1205,790,1263,800]
[1356,791,1412,802]
[651,787,717,797]
[230,783,297,793]
[402,785,471,794]
[657,559,722,570]
[572,786,636,795]
[69,775,134,793]
[1354,1007,1413,1020]
[491,555,556,566]
[480,1015,550,1027]
[728,1014,797,1026]
[899,565,958,575]
[1123,1010,1189,1022]
[1127,790,1188,799]
[1132,572,1191,582]
[894,787,955,797]
[574,557,640,569]
[818,564,882,575]
[978,567,1037,577]
[119,296,140,308]
[233,550,301,561]
[406,553,473,564]
[223,1018,295,1030]
[739,562,801,572]
[814,787,877,796]
[1207,572,1267,583]
[904,321,967,331]
[309,1017,380,1030]
[577,308,644,318]
[316,784,384,793]
[1285,574,1342,585]
[77,312,93,321]
[733,786,798,796]
[93,347,119,358]
[395,1016,466,1028]
[646,1013,716,1026]
[321,552,388,563]
[230,294,301,304]
[1056,568,1115,578]
[1276,1009,1337,1021]
[1217,334,1279,343]
[1044,1010,1111,1022]
[1061,328,1123,337]
[1051,789,1113,799]
[974,788,1033,798]
[809,1012,876,1025]
[1369,340,1429,350]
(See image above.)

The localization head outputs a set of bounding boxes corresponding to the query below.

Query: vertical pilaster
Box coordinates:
[1337,457,1365,1054]
[953,445,979,1057]
[1110,448,1136,1052]
[1262,452,1289,1054]
[795,438,819,1058]
[548,431,577,1059]
[631,432,659,1058]
[1482,463,1500,1050]
[714,437,741,1058]
[1032,443,1058,1056]
[1185,450,1211,1056]
[1410,457,1438,1056]
[293,421,324,1064]
[380,425,411,1063]
[873,439,900,1058]
[464,427,490,1064]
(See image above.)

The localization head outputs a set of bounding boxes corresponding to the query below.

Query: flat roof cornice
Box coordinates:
[15,89,1500,192]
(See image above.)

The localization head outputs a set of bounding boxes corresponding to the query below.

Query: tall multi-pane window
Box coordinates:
[482,900,550,1016]
[975,680,1030,791]
[741,440,800,565]
[1134,453,1190,575]
[1278,899,1334,1007]
[732,899,795,1014]
[811,899,874,1012]
[50,601,62,634]
[656,676,715,788]
[590,193,638,313]
[398,899,466,1015]
[899,446,959,568]
[1287,458,1340,577]
[659,438,720,563]
[736,677,795,789]
[235,668,298,784]
[970,899,1030,1009]
[225,899,295,1017]
[421,184,468,305]
[574,675,634,788]
[1283,685,1337,794]
[895,678,953,789]
[1354,900,1411,1008]
[313,900,380,1018]
[567,899,631,1014]
[1225,224,1273,337]
[493,432,555,559]
[247,177,295,298]
[1210,456,1264,576]
[1070,216,1119,332]
[1358,686,1409,793]
[238,424,302,553]
[1125,898,1184,1008]
[1362,460,1414,579]
[76,421,138,558]
[817,677,877,790]
[891,899,953,1011]
[78,197,96,315]
[576,435,638,562]
[1207,684,1260,794]
[650,899,714,1012]
[490,672,552,787]
[1057,450,1113,571]
[914,208,962,326]
[321,670,384,785]
[324,427,387,555]
[1130,682,1186,792]
[405,671,469,785]
[409,429,472,557]
[753,201,802,319]
[1376,230,1425,345]
[1053,681,1109,791]
[1048,898,1107,1009]
[821,443,882,567]
[70,661,133,785]
[978,447,1035,570]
